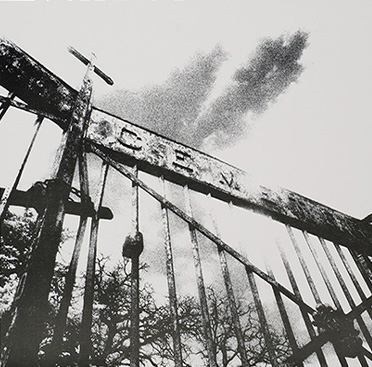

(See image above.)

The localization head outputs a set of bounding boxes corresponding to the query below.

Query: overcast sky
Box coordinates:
[1,0,372,219]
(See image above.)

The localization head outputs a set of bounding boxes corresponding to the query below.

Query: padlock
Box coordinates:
[122,232,144,258]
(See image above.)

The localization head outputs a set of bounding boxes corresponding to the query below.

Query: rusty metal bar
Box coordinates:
[130,165,140,367]
[286,225,321,304]
[276,239,328,367]
[49,151,90,363]
[217,247,248,366]
[318,238,372,351]
[1,55,94,367]
[184,186,217,367]
[208,197,248,366]
[350,251,372,293]
[303,231,342,309]
[0,38,77,123]
[265,262,304,367]
[0,115,43,223]
[301,232,350,367]
[159,177,183,367]
[246,269,279,366]
[92,146,315,314]
[131,165,139,234]
[0,95,62,126]
[0,91,15,122]
[334,244,372,321]
[80,160,109,367]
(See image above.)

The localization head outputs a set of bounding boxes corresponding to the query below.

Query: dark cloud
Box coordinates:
[97,31,308,150]
[195,31,309,149]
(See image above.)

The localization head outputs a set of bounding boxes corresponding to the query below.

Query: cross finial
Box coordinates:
[68,46,114,86]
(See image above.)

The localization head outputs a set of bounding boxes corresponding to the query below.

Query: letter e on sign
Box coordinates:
[173,149,194,174]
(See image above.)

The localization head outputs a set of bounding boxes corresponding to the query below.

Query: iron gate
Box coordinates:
[0,38,372,367]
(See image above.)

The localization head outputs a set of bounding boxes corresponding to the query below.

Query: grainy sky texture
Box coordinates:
[98,31,308,150]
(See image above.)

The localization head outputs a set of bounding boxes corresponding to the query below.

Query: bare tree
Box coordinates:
[192,287,291,367]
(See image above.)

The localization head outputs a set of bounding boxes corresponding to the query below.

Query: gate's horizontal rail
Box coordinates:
[0,38,77,123]
[0,187,113,219]
[87,110,372,256]
[1,37,371,255]
[0,95,62,126]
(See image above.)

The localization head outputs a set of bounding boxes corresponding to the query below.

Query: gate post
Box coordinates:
[1,54,95,367]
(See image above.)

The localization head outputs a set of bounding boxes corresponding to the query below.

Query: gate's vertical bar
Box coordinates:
[159,177,183,367]
[0,115,43,223]
[276,239,328,367]
[49,150,90,363]
[0,91,15,122]
[80,160,109,367]
[303,232,341,309]
[208,194,248,366]
[1,54,94,367]
[334,244,372,320]
[265,262,304,367]
[301,231,350,367]
[130,165,140,367]
[246,269,279,366]
[318,238,372,350]
[286,225,321,304]
[184,185,217,367]
[350,251,372,293]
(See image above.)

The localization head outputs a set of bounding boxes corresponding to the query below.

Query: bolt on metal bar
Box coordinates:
[334,243,372,321]
[276,239,329,367]
[80,160,109,367]
[91,147,315,315]
[246,269,279,366]
[208,196,248,366]
[184,186,217,367]
[301,231,350,367]
[318,238,372,351]
[350,251,372,293]
[264,261,304,367]
[0,91,15,122]
[49,151,90,363]
[0,115,43,223]
[159,177,183,367]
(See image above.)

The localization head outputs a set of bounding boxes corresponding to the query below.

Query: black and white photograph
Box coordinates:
[1,1,372,366]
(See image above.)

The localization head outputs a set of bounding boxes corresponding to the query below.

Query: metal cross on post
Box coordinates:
[1,46,113,367]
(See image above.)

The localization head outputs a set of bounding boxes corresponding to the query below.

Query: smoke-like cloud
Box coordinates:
[97,31,308,150]
[97,46,227,145]
[196,31,309,149]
